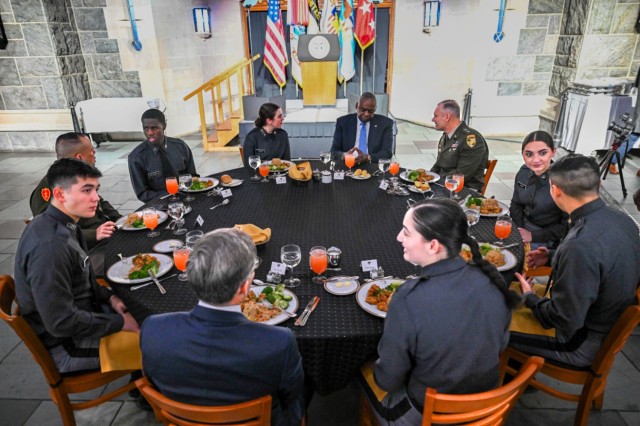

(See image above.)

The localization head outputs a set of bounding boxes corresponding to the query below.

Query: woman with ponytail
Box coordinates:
[366,198,520,425]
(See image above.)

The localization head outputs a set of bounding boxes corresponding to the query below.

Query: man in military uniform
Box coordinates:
[430,99,488,191]
[128,109,198,202]
[17,158,139,373]
[30,133,121,275]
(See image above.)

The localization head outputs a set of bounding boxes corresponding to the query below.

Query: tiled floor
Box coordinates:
[0,122,639,425]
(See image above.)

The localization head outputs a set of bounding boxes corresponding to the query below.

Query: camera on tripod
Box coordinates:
[608,112,634,139]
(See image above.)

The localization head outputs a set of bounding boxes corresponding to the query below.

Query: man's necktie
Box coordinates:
[158,146,178,179]
[358,122,368,154]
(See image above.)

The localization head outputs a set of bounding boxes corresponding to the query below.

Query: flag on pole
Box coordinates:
[339,0,355,82]
[289,24,305,87]
[287,0,309,25]
[320,0,339,34]
[264,0,288,88]
[307,0,320,34]
[355,0,375,49]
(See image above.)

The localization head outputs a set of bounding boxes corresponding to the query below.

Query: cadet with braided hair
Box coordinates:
[363,198,519,425]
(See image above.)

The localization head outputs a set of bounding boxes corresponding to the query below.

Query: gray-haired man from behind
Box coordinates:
[140,228,304,426]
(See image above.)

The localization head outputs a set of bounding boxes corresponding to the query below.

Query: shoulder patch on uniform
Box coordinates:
[466,134,477,148]
[41,188,51,202]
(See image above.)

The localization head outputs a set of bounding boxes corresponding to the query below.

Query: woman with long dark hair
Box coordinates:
[366,198,520,425]
[510,130,567,249]
[242,102,291,167]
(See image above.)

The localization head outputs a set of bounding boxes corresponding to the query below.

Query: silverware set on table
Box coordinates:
[295,296,320,326]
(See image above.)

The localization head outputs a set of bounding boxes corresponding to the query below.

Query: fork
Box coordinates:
[263,299,296,318]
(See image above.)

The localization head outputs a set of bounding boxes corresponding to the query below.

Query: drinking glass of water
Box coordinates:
[248,155,261,181]
[281,244,301,288]
[179,174,195,202]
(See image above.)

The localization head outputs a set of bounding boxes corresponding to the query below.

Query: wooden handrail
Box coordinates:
[183,54,261,151]
[184,54,261,101]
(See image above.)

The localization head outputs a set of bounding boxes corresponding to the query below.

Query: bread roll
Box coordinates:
[272,158,282,166]
[221,174,232,184]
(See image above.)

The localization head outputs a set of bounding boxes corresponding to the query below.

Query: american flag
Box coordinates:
[264,0,288,88]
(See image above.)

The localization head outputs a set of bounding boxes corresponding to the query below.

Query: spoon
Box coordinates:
[210,199,230,210]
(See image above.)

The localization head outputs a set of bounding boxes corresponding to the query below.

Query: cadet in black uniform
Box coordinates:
[128,109,198,202]
[512,155,640,367]
[242,102,291,167]
[16,159,139,373]
[510,131,567,249]
[430,100,488,191]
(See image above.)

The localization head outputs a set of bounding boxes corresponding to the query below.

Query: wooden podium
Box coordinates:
[298,34,340,106]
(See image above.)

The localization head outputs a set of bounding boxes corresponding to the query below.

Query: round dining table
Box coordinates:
[104,162,524,395]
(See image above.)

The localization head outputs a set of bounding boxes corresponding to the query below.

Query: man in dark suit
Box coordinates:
[140,228,304,426]
[330,92,394,164]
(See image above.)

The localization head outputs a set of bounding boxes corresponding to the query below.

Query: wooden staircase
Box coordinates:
[183,54,260,152]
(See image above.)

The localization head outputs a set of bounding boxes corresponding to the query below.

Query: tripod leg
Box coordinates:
[600,150,615,180]
[613,151,628,197]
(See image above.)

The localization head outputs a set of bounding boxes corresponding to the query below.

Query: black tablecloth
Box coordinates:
[104,163,524,395]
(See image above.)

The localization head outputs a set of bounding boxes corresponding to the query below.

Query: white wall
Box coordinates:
[391,0,545,136]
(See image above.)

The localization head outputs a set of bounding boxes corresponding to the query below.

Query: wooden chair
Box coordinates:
[481,159,498,196]
[502,287,640,426]
[136,377,272,426]
[359,355,544,426]
[239,146,244,163]
[0,275,136,426]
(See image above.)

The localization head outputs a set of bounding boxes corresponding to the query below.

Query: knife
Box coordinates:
[130,273,177,291]
[295,296,318,326]
[148,269,167,294]
[298,296,320,327]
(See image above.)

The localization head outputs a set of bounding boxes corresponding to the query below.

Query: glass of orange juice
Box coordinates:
[259,164,270,183]
[142,208,160,238]
[344,153,356,176]
[388,157,400,193]
[494,214,512,247]
[309,246,328,284]
[453,173,464,200]
[166,177,179,201]
[173,245,190,281]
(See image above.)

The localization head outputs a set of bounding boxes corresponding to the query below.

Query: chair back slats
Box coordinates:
[422,356,544,425]
[0,275,62,386]
[481,159,498,196]
[136,377,272,426]
[590,305,640,376]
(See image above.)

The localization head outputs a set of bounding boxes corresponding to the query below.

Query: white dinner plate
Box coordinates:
[221,179,243,187]
[153,239,183,253]
[356,278,405,319]
[186,177,219,193]
[407,185,433,194]
[324,276,359,295]
[399,170,440,184]
[460,243,517,271]
[350,171,372,180]
[245,286,299,325]
[261,160,291,173]
[115,211,168,231]
[106,253,174,284]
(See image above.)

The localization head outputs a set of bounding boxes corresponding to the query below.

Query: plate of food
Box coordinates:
[350,169,371,180]
[324,276,359,295]
[262,159,290,173]
[356,278,405,318]
[241,285,299,325]
[459,243,517,271]
[408,181,432,194]
[219,174,243,187]
[115,211,168,231]
[186,177,219,192]
[399,169,440,184]
[463,196,509,217]
[106,253,174,284]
